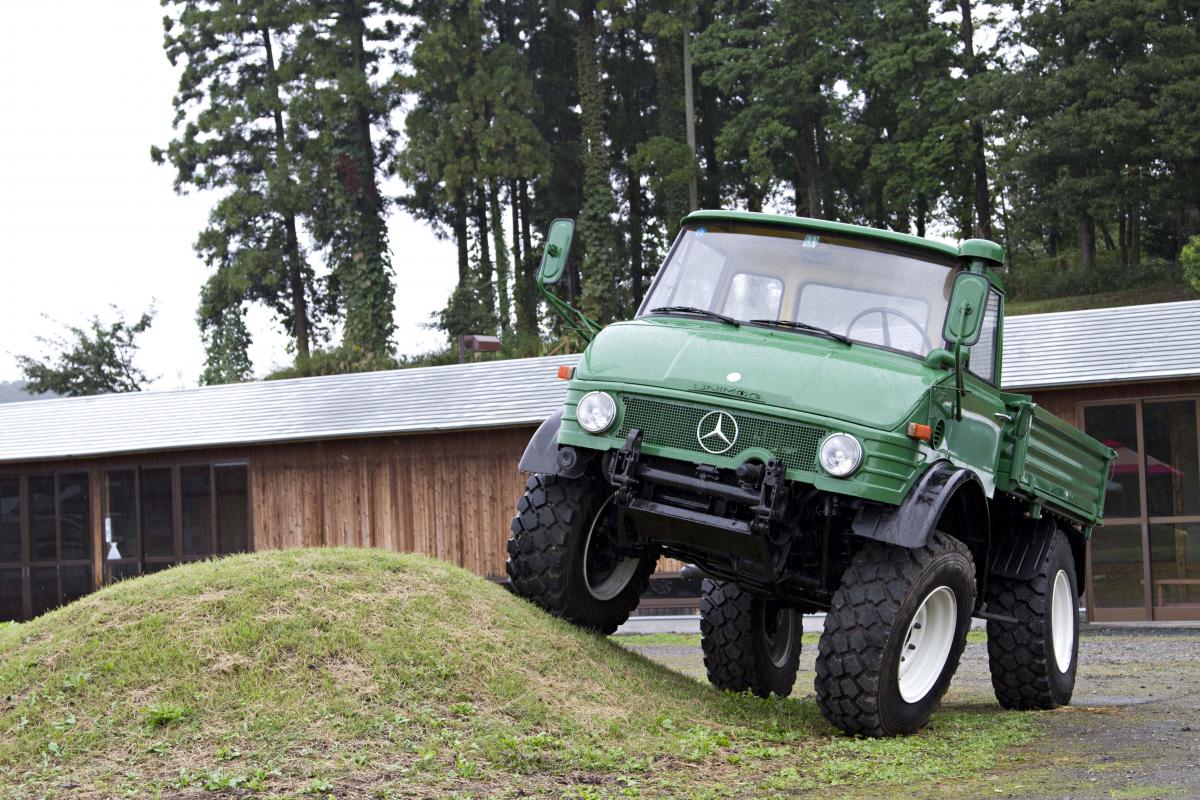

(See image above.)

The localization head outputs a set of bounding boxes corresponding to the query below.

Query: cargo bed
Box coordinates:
[996,395,1116,529]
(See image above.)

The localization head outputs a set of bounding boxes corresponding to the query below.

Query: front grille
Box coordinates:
[617,394,825,472]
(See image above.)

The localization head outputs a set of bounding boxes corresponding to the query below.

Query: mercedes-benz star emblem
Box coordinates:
[696,410,739,454]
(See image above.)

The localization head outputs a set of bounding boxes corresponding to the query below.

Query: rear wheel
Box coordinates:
[986,530,1079,709]
[815,531,975,737]
[507,473,657,634]
[700,579,801,698]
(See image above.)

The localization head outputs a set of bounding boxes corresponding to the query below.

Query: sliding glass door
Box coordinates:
[1083,398,1200,621]
[0,472,94,622]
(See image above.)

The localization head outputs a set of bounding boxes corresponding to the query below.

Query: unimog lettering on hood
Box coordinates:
[507,210,1116,738]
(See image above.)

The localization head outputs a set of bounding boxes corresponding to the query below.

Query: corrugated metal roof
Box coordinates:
[1001,300,1200,390]
[0,354,580,464]
[1,300,1197,464]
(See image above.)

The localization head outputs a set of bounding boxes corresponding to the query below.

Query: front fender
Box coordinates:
[517,409,594,478]
[850,461,986,549]
[518,409,564,475]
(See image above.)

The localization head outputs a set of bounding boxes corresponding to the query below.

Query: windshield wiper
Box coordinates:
[749,318,851,345]
[649,306,740,326]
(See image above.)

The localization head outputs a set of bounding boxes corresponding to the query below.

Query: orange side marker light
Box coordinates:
[907,422,933,441]
[557,365,575,380]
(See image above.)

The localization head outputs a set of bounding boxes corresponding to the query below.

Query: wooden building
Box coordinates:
[2,301,1199,623]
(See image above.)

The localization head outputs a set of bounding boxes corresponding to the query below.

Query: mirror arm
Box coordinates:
[951,300,973,421]
[541,284,601,342]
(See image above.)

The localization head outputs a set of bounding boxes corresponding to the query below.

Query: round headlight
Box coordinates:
[576,391,617,433]
[819,433,863,477]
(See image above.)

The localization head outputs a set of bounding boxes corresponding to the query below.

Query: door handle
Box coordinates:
[994,412,1014,423]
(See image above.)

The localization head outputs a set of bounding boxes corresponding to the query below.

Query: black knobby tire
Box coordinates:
[815,530,976,737]
[700,579,802,698]
[986,529,1079,710]
[506,473,656,634]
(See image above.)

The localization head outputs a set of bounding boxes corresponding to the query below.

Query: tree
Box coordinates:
[1182,235,1200,294]
[291,0,406,358]
[576,0,628,324]
[200,304,254,385]
[154,0,323,371]
[17,308,155,397]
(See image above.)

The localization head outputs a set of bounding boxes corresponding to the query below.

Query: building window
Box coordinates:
[102,463,250,582]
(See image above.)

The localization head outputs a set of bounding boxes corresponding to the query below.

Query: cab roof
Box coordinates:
[683,210,1004,266]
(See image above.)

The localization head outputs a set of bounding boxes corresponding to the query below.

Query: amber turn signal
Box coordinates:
[556,365,575,380]
[907,422,933,441]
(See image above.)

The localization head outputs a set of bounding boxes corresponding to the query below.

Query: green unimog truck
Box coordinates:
[507,211,1116,737]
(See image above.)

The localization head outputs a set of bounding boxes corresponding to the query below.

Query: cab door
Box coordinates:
[945,288,1007,496]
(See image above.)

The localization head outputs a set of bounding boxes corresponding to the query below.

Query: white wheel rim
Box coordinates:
[1051,569,1074,672]
[898,586,957,703]
[582,495,640,601]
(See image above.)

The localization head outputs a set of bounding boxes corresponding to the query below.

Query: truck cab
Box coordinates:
[508,211,1114,737]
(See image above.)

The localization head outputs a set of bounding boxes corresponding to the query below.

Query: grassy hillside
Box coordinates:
[0,550,1036,798]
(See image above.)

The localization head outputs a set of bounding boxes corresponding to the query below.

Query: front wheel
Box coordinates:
[700,579,802,698]
[986,529,1079,710]
[815,531,975,737]
[506,473,657,634]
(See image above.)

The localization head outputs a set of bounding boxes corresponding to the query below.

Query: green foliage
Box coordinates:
[162,0,1200,373]
[155,0,324,369]
[1182,236,1200,294]
[200,304,254,386]
[16,308,155,397]
[264,345,399,381]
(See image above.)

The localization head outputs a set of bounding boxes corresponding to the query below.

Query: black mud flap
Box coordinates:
[850,461,987,550]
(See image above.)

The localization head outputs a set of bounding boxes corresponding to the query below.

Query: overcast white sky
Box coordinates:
[0,2,456,389]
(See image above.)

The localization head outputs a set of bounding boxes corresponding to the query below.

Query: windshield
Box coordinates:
[639,222,959,357]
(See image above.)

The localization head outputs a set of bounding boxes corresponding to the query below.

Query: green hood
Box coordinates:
[579,318,937,430]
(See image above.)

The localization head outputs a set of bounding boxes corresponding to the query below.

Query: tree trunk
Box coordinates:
[1131,205,1141,267]
[454,191,469,283]
[626,167,645,306]
[475,186,496,321]
[261,27,310,360]
[682,21,698,212]
[1079,212,1096,271]
[518,178,537,327]
[1118,210,1129,268]
[959,0,992,239]
[488,178,511,334]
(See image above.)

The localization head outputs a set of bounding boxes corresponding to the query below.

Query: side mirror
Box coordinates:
[537,218,575,288]
[942,272,990,346]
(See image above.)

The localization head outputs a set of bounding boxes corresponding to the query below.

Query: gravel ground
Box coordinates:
[624,623,1200,799]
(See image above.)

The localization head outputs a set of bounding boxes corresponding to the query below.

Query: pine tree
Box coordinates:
[154,0,321,372]
[292,0,405,357]
[576,0,627,324]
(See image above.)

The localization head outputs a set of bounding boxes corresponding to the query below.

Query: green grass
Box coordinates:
[1007,283,1197,315]
[0,549,1035,797]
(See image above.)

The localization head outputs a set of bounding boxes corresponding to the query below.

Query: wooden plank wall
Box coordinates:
[1029,378,1200,427]
[248,428,685,578]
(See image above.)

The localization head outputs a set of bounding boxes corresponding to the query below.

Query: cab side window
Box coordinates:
[969,289,1001,383]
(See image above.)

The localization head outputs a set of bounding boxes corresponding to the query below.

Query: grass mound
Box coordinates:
[0,549,1035,798]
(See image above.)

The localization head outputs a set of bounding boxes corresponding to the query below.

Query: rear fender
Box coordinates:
[991,515,1087,597]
